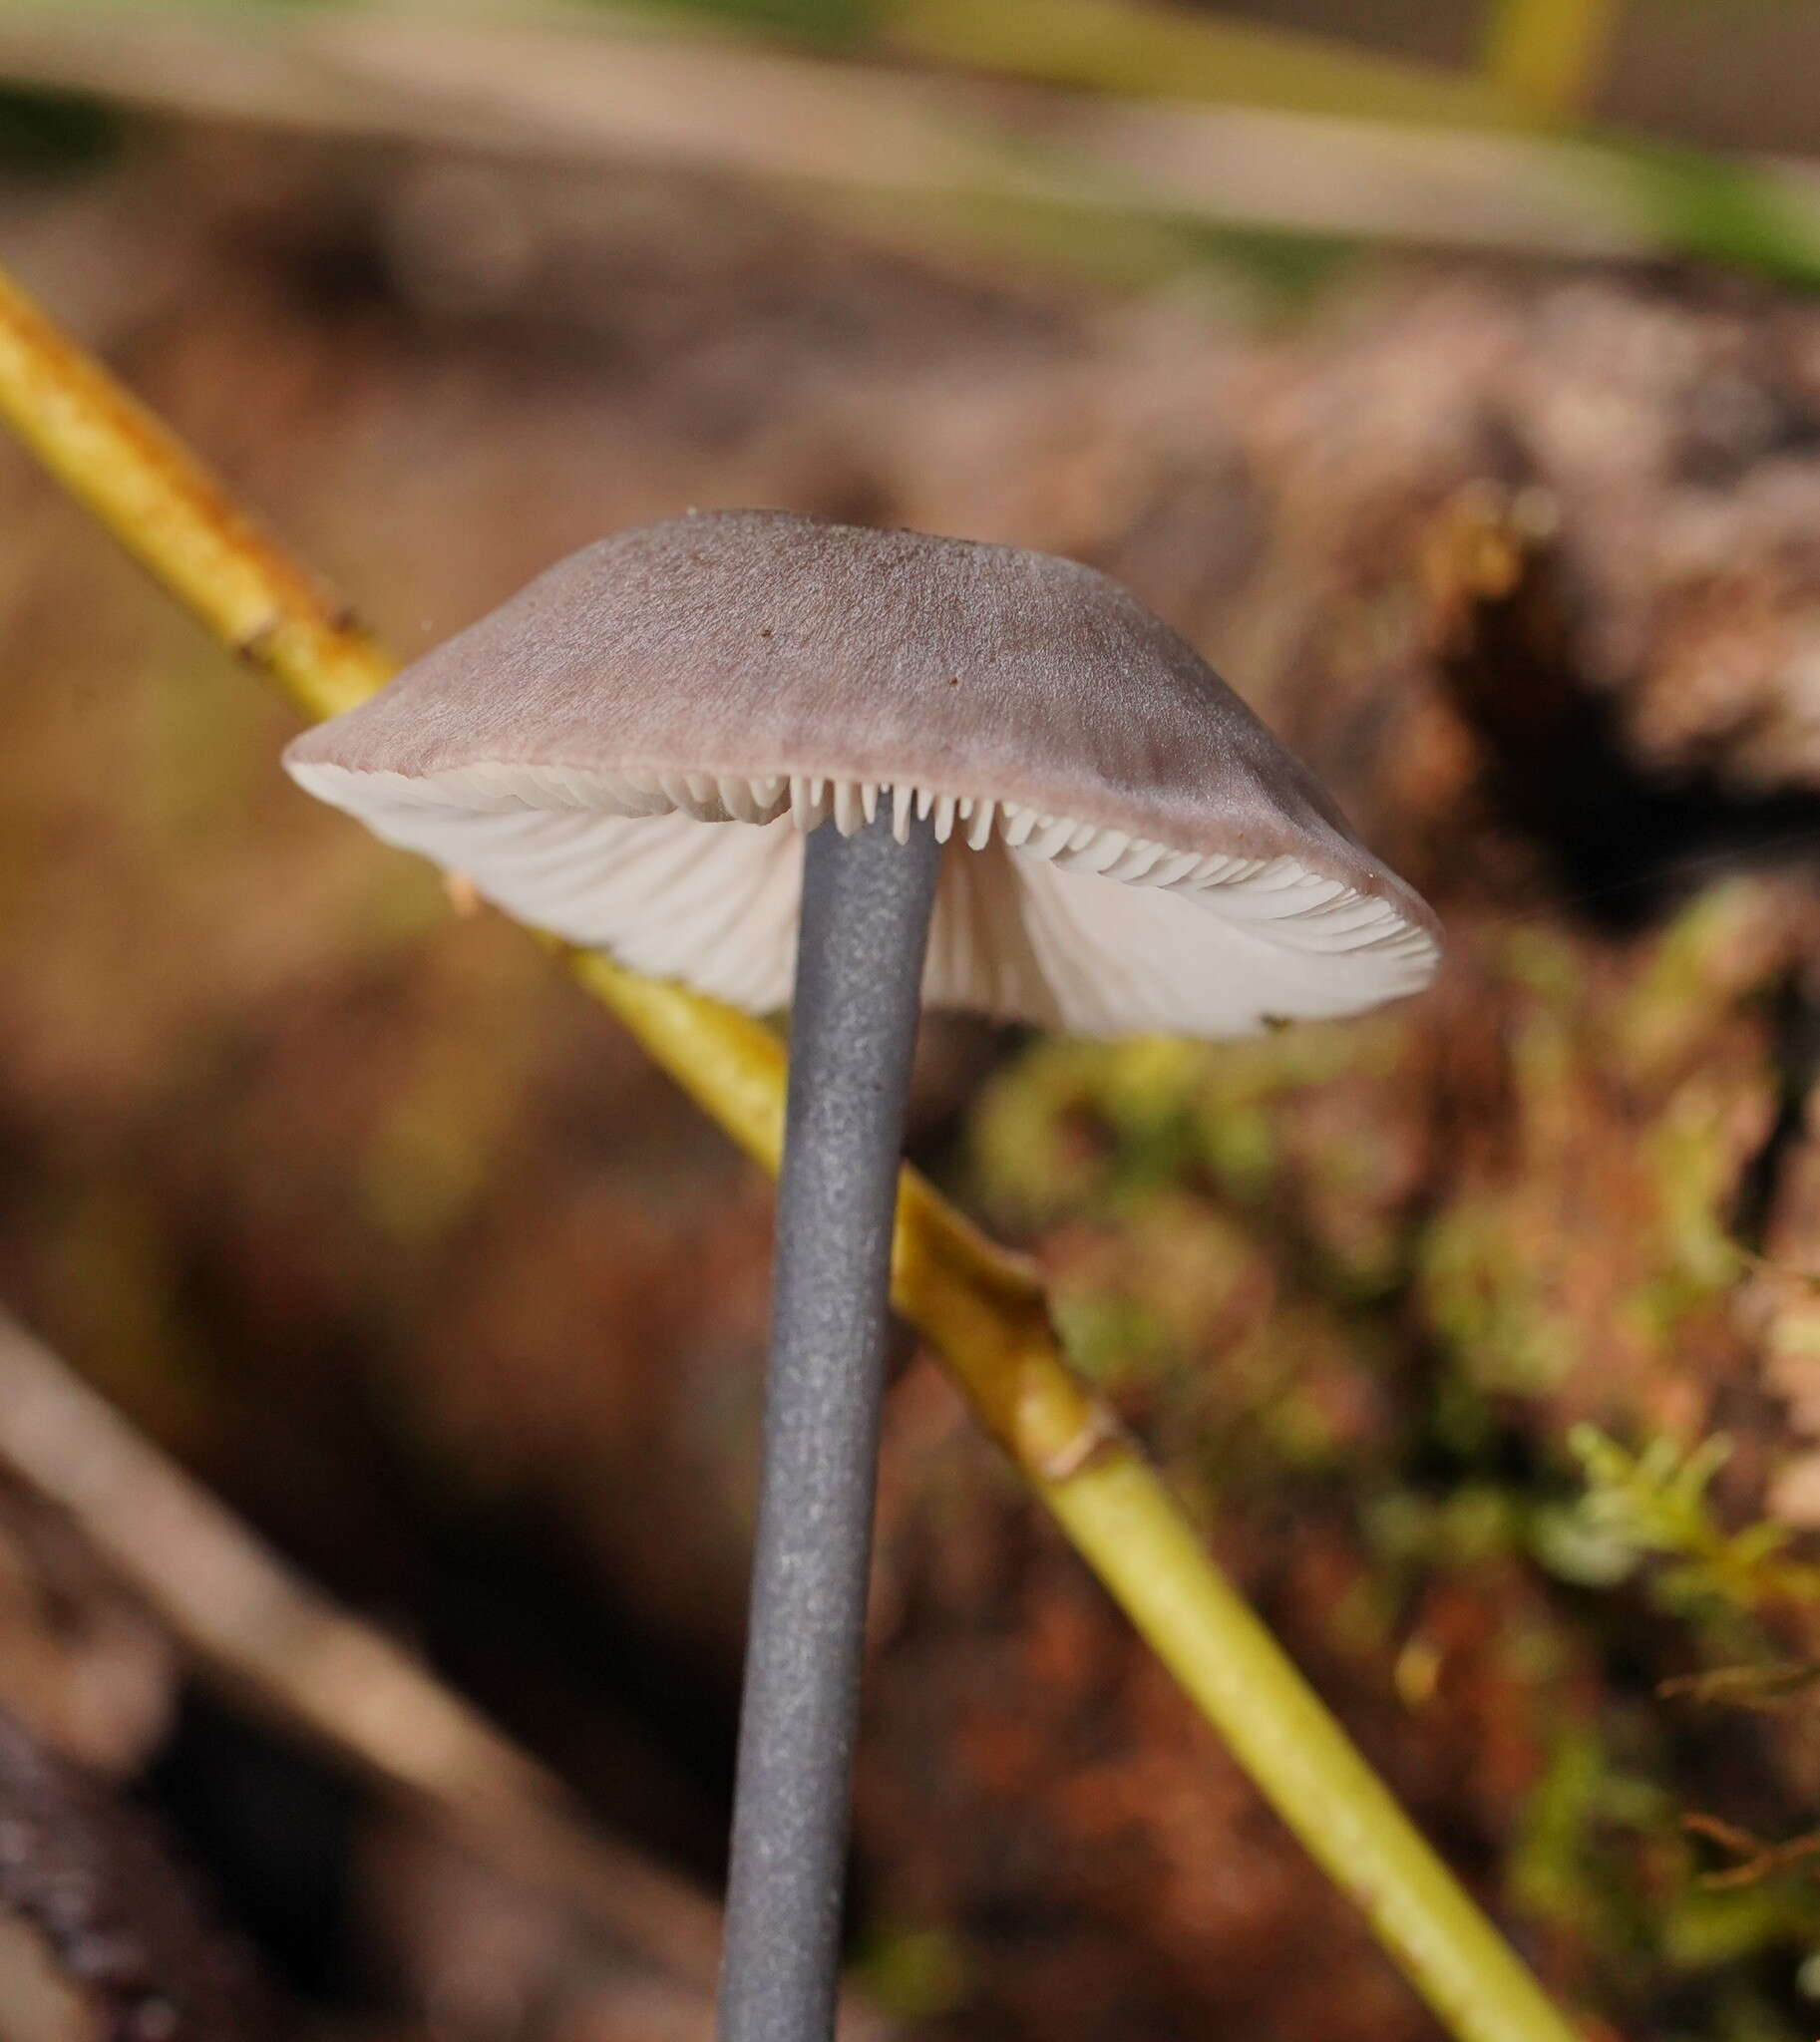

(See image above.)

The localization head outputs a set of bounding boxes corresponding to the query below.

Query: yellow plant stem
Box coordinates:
[0,268,389,722]
[887,0,1518,129]
[1481,0,1622,123]
[0,259,1582,2042]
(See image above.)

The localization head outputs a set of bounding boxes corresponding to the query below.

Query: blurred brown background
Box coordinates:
[7,4,1820,2039]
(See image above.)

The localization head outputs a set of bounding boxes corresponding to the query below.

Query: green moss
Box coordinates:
[1047,1287,1176,1392]
[961,879,1820,2030]
[1548,1427,1820,1620]
[1370,1482,1530,1574]
[967,1040,1106,1220]
[1195,1099,1278,1200]
[853,1918,971,2019]
[1647,1081,1757,1294]
[1510,1727,1668,1926]
[1501,924,1586,1010]
[1421,1196,1581,1395]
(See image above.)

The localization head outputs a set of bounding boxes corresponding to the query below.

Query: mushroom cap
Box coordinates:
[285,510,1439,1037]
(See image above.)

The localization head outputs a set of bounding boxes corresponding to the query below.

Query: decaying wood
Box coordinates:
[0,1708,269,2042]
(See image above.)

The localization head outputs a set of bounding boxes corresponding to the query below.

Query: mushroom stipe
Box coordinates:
[720,810,940,2042]
[283,510,1441,2042]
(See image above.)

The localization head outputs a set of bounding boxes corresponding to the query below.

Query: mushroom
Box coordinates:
[283,509,1440,2042]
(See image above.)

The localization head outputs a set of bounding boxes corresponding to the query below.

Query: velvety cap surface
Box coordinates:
[285,510,1440,1036]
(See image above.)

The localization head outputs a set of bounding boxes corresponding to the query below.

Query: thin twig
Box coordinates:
[1659,1660,1820,1713]
[0,258,1584,2042]
[1683,1811,1820,1889]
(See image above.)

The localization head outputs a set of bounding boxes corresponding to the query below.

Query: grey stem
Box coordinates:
[718,809,943,2042]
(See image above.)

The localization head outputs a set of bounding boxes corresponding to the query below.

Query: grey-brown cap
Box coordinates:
[284,510,1440,1037]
